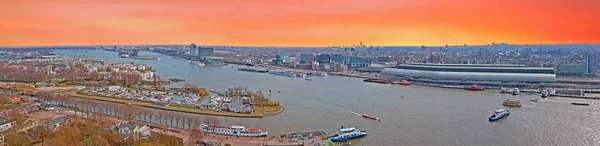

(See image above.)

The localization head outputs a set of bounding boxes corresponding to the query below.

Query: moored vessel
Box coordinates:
[268,70,297,77]
[200,124,268,137]
[571,102,590,106]
[489,109,510,121]
[363,78,391,84]
[465,85,484,91]
[530,98,539,102]
[502,99,522,107]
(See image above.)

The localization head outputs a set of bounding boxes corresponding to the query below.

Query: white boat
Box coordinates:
[313,72,328,76]
[530,98,538,102]
[330,127,367,142]
[222,98,232,103]
[499,88,511,93]
[502,99,522,107]
[489,109,510,121]
[511,88,520,95]
[541,90,549,98]
[200,124,268,137]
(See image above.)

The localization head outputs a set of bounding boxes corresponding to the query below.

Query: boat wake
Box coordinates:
[284,102,361,118]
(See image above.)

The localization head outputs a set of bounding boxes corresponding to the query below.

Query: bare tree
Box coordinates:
[203,116,220,126]
[166,113,175,128]
[157,111,166,126]
[188,127,204,145]
[119,105,140,121]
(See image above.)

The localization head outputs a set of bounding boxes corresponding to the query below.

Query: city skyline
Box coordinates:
[1,0,599,46]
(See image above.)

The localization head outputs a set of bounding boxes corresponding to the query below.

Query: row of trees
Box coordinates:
[39,92,221,130]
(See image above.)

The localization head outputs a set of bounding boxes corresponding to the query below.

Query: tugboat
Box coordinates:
[329,127,367,142]
[489,109,510,121]
[541,90,549,98]
[502,99,522,107]
[361,114,381,121]
[465,85,484,91]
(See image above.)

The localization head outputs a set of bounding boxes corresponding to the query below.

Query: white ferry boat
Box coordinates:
[330,127,367,142]
[200,124,268,137]
[268,70,296,77]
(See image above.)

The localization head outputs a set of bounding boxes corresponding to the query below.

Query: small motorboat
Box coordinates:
[305,78,312,81]
[397,80,412,85]
[400,96,405,98]
[541,90,549,98]
[502,99,522,107]
[530,98,539,102]
[362,114,380,121]
[391,81,399,84]
[511,88,520,95]
[489,109,510,121]
[465,85,484,91]
[340,142,352,146]
[571,102,590,106]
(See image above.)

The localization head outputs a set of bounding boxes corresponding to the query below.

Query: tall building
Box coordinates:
[587,54,597,74]
[317,54,331,64]
[331,54,345,63]
[299,53,315,63]
[189,43,197,56]
[555,64,586,76]
[198,46,214,57]
[345,56,371,68]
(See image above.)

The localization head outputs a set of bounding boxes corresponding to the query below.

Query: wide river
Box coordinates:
[55,50,600,146]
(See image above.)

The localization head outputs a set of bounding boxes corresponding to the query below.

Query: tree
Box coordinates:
[188,127,204,145]
[89,71,99,81]
[157,111,166,126]
[119,105,140,121]
[31,126,52,145]
[202,116,219,126]
[198,88,209,98]
[5,132,31,146]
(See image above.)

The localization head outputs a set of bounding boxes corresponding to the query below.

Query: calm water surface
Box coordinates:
[55,50,600,146]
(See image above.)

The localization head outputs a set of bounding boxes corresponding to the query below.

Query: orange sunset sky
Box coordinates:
[1,0,599,46]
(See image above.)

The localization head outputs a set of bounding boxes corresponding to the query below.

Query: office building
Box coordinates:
[198,46,214,57]
[345,56,371,68]
[587,54,597,74]
[299,53,315,63]
[555,64,586,76]
[377,56,391,62]
[317,54,331,64]
[189,43,197,56]
[331,54,345,63]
